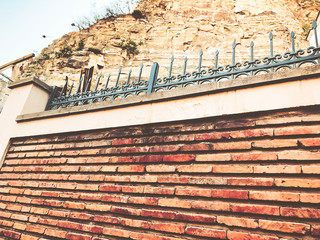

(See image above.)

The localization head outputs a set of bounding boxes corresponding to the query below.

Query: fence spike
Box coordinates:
[198,49,203,72]
[104,74,111,89]
[76,75,83,93]
[215,50,219,69]
[291,31,295,52]
[115,67,122,87]
[183,57,188,75]
[312,20,319,48]
[94,73,102,91]
[60,77,68,97]
[269,32,274,57]
[169,55,174,78]
[67,81,74,96]
[85,78,92,92]
[250,41,254,61]
[137,63,144,83]
[126,69,132,85]
[232,41,236,65]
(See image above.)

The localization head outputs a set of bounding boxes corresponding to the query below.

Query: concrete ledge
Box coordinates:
[9,77,52,92]
[16,65,320,122]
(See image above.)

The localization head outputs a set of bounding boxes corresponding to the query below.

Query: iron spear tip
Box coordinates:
[215,50,219,55]
[312,20,317,29]
[291,31,295,37]
[232,41,236,48]
[269,32,273,39]
[250,41,254,47]
[200,49,203,55]
[171,55,174,61]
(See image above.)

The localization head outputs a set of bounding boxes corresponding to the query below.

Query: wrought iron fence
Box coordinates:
[45,21,320,110]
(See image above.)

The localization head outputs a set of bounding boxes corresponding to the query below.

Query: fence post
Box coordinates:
[45,86,59,110]
[147,62,159,94]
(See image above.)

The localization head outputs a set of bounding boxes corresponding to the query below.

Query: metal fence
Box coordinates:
[45,21,320,110]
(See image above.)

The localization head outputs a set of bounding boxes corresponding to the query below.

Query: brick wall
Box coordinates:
[0,107,320,240]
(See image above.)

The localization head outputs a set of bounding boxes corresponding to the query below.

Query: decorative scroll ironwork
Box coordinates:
[46,21,320,110]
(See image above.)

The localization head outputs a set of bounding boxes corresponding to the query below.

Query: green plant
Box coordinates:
[115,39,140,56]
[77,40,85,50]
[302,22,312,36]
[88,47,102,54]
[55,45,72,58]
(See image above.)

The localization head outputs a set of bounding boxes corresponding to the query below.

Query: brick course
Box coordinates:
[0,108,320,239]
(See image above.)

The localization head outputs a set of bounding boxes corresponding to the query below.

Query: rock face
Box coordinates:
[10,0,320,90]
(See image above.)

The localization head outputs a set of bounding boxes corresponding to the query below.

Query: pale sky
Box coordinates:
[0,0,114,73]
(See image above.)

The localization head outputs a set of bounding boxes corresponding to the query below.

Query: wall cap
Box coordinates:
[8,77,52,92]
[16,65,320,123]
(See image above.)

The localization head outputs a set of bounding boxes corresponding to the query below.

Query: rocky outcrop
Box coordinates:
[10,0,320,90]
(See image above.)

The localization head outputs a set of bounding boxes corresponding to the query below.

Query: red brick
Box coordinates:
[101,195,127,203]
[102,227,131,238]
[259,219,310,234]
[312,224,320,236]
[100,166,117,172]
[151,222,185,234]
[213,141,252,150]
[185,226,226,239]
[195,153,231,162]
[177,165,212,173]
[217,216,258,228]
[144,187,175,195]
[122,185,144,193]
[254,165,301,174]
[13,222,26,230]
[278,150,320,160]
[76,184,99,191]
[299,137,320,147]
[26,225,45,234]
[227,231,279,240]
[89,174,105,181]
[231,203,279,216]
[94,215,120,224]
[302,165,320,174]
[57,220,81,230]
[128,196,158,205]
[275,178,320,188]
[118,165,145,172]
[157,176,188,184]
[300,193,320,203]
[80,193,102,201]
[2,229,21,239]
[192,201,230,211]
[121,218,150,229]
[146,165,176,172]
[130,175,157,182]
[249,191,299,202]
[57,182,77,189]
[163,154,195,162]
[231,152,278,161]
[230,129,273,139]
[195,132,230,141]
[104,175,130,182]
[252,139,297,148]
[44,229,67,238]
[48,210,70,218]
[69,175,89,181]
[111,206,141,216]
[11,213,29,221]
[188,176,227,185]
[212,189,248,199]
[99,184,122,192]
[212,165,253,173]
[64,201,85,210]
[112,138,136,145]
[176,213,216,223]
[20,234,39,240]
[86,203,111,212]
[228,177,274,186]
[137,155,163,163]
[141,209,176,219]
[176,188,211,197]
[274,125,320,136]
[215,120,255,129]
[158,198,191,208]
[66,233,92,240]
[150,145,180,152]
[130,232,181,240]
[70,212,92,220]
[280,207,320,219]
[108,156,135,163]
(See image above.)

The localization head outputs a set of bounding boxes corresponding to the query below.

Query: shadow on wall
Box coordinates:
[0,81,10,113]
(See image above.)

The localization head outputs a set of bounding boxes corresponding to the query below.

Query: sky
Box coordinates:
[0,0,114,76]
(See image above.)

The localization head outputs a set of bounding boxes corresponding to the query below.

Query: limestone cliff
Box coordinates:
[12,0,320,89]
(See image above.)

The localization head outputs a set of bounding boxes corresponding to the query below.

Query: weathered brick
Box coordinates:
[254,165,301,174]
[217,216,258,228]
[118,165,145,172]
[192,201,230,211]
[227,231,279,240]
[86,203,111,212]
[212,164,253,173]
[44,229,67,238]
[20,234,39,240]
[111,206,141,216]
[195,153,231,162]
[249,191,300,202]
[253,139,298,148]
[312,224,320,236]
[176,188,211,197]
[102,227,131,238]
[128,196,158,205]
[185,226,226,239]
[280,207,320,219]
[141,209,176,219]
[163,154,195,162]
[2,229,21,239]
[231,152,278,161]
[99,184,122,192]
[259,219,310,234]
[94,215,120,224]
[158,176,188,184]
[230,129,273,139]
[64,201,85,210]
[212,189,248,199]
[13,222,26,230]
[228,177,274,186]
[158,198,191,209]
[301,165,320,174]
[144,187,175,195]
[149,145,180,152]
[57,220,81,230]
[274,125,320,136]
[177,164,212,173]
[278,150,320,160]
[151,222,185,234]
[26,225,46,234]
[231,203,279,216]
[146,165,176,172]
[130,232,181,240]
[188,177,227,185]
[275,178,320,188]
[121,218,150,229]
[300,193,320,203]
[176,213,216,223]
[112,138,136,145]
